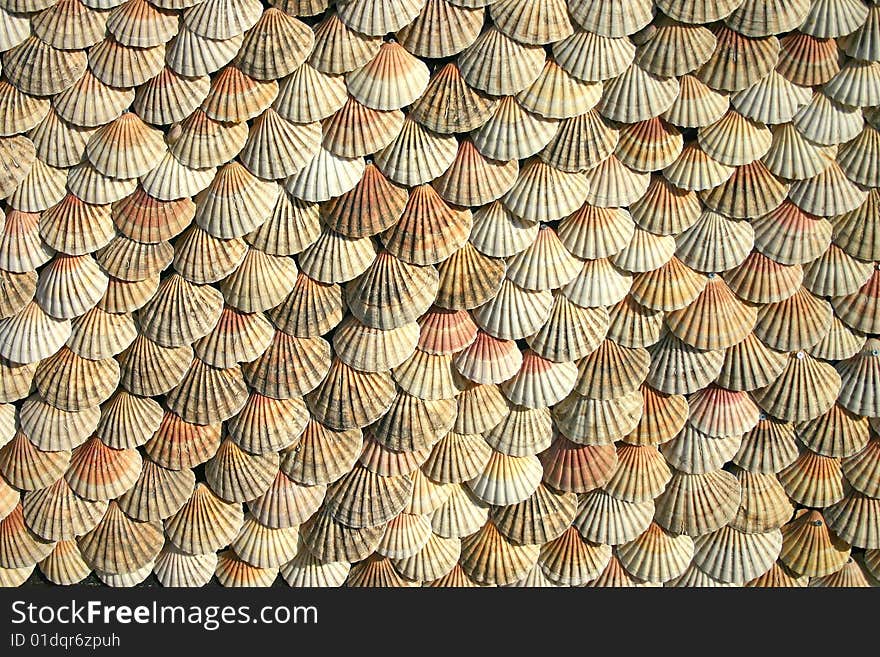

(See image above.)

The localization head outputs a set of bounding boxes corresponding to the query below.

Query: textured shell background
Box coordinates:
[0,0,879,588]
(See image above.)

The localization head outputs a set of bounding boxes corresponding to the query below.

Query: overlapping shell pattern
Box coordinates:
[1,0,879,588]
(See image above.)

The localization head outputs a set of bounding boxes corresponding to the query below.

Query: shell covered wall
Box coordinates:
[0,0,879,589]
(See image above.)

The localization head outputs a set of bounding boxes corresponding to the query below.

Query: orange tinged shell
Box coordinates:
[539,435,617,494]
